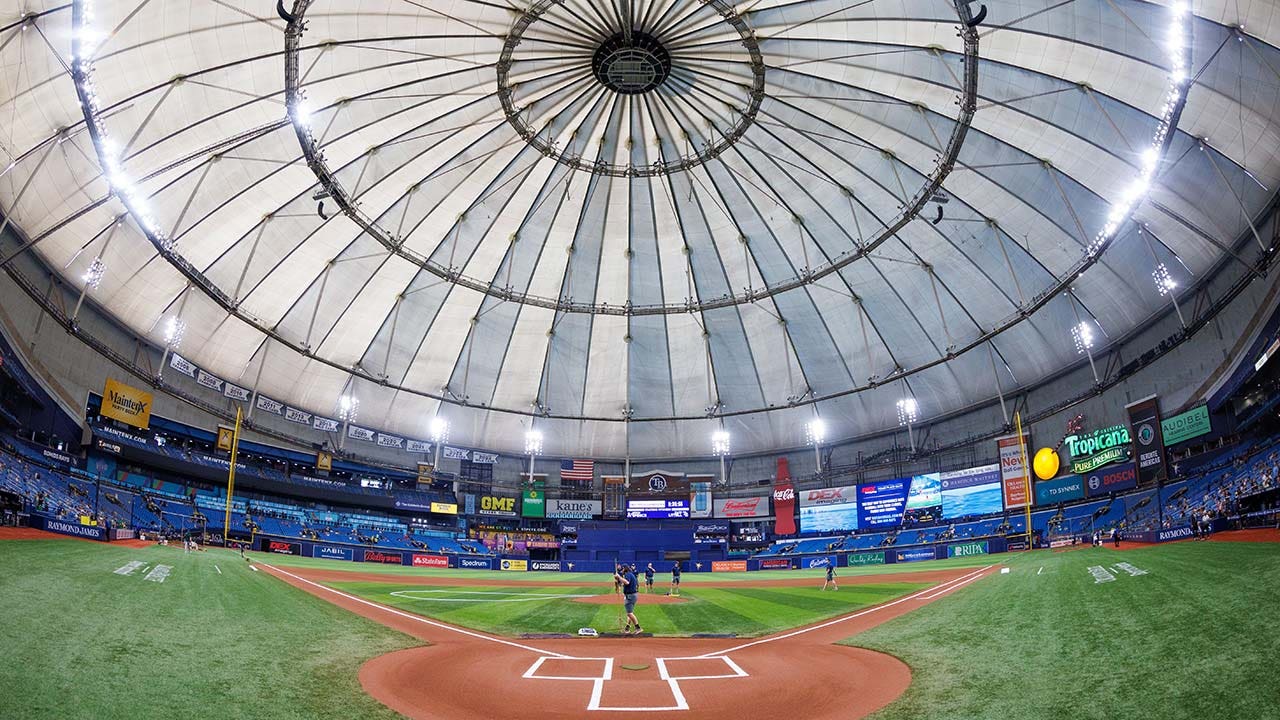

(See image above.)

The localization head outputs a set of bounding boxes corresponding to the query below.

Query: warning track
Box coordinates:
[260,563,998,719]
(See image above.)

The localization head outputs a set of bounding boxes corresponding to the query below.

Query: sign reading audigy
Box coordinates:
[100,378,153,429]
[1064,423,1131,474]
[1126,395,1167,486]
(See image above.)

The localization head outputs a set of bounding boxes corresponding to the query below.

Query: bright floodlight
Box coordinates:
[429,416,450,443]
[337,394,360,422]
[524,429,543,455]
[83,257,106,289]
[1152,263,1176,296]
[1072,321,1095,355]
[896,398,918,426]
[163,316,186,349]
[805,418,826,445]
[711,429,731,456]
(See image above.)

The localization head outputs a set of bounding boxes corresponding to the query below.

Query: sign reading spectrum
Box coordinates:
[1161,405,1211,445]
[101,378,153,429]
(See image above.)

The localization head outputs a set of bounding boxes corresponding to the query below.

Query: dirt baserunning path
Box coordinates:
[260,562,998,719]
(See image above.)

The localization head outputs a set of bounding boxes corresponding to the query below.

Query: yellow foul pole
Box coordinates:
[222,406,243,537]
[1015,411,1033,548]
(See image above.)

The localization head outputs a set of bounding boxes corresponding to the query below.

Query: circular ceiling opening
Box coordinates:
[592,31,671,95]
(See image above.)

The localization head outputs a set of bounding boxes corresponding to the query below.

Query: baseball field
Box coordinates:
[2,530,1277,719]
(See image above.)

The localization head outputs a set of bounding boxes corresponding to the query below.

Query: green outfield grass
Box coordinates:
[0,539,414,720]
[250,548,995,583]
[324,579,929,637]
[846,541,1280,720]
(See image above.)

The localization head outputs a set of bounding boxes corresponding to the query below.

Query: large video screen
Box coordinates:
[940,464,1003,519]
[904,473,942,524]
[626,498,690,519]
[799,485,859,533]
[857,479,910,528]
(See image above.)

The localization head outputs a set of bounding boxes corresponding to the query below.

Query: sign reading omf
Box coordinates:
[1064,423,1130,473]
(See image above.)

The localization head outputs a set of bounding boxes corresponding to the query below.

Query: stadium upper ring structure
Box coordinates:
[0,0,1277,457]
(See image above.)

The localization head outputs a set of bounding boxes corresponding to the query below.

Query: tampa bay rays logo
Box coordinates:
[648,476,667,492]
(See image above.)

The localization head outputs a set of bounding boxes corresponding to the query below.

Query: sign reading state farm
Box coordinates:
[714,495,769,518]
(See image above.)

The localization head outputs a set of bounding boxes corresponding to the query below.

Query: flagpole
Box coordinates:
[1015,411,1033,549]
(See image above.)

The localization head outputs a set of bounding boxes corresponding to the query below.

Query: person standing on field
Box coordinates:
[644,563,655,593]
[669,561,681,596]
[822,563,838,591]
[613,563,643,636]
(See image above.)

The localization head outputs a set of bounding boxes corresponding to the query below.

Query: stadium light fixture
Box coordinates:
[896,398,918,426]
[711,429,731,456]
[337,395,359,423]
[804,418,826,446]
[1071,321,1095,355]
[82,257,106,289]
[162,316,186,350]
[1152,262,1176,296]
[524,429,544,456]
[429,416,449,443]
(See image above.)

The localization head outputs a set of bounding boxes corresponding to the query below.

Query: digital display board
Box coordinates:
[904,473,942,524]
[626,498,691,519]
[799,485,859,533]
[940,464,1003,519]
[857,479,910,528]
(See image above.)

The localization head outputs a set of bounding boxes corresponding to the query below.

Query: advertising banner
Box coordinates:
[1064,424,1131,474]
[1034,475,1085,505]
[316,451,333,472]
[798,484,859,533]
[32,515,107,541]
[759,558,793,570]
[940,464,1002,519]
[430,502,458,515]
[1085,463,1137,497]
[313,545,353,561]
[1127,395,1167,486]
[947,540,989,558]
[464,494,476,515]
[393,498,433,512]
[546,499,601,519]
[1161,405,1211,445]
[101,378,153,429]
[262,539,301,555]
[530,560,562,572]
[895,548,937,563]
[457,557,494,570]
[714,495,769,518]
[362,550,404,564]
[997,434,1031,509]
[711,560,748,572]
[773,458,796,535]
[694,521,731,535]
[800,555,837,569]
[847,551,886,566]
[521,489,546,518]
[477,495,518,517]
[499,559,528,571]
[411,554,449,568]
[690,479,712,518]
[857,479,910,528]
[904,473,942,524]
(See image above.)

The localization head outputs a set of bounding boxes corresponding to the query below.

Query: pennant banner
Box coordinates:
[443,446,469,460]
[313,416,339,432]
[196,369,223,392]
[284,407,312,425]
[255,395,284,415]
[224,382,250,401]
[347,425,375,442]
[406,439,431,454]
[169,353,196,378]
[377,433,404,449]
[472,451,498,464]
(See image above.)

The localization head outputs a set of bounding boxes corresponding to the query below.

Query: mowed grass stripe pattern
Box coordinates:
[846,542,1280,720]
[329,581,929,637]
[0,540,415,720]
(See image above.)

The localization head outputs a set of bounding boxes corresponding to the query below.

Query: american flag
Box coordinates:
[560,458,595,483]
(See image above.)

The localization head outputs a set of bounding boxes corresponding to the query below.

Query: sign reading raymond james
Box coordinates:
[1064,423,1131,474]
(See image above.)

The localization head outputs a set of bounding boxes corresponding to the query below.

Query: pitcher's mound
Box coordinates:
[571,593,688,605]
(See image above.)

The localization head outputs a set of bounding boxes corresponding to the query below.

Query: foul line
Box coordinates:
[261,563,574,658]
[919,572,986,599]
[697,565,994,657]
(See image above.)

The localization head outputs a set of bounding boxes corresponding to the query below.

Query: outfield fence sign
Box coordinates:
[846,551,886,566]
[946,541,989,558]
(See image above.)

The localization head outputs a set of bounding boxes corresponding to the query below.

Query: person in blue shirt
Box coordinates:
[644,563,655,593]
[613,563,642,635]
[822,563,838,591]
[669,561,681,596]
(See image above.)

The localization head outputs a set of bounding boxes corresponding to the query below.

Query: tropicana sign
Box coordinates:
[1063,423,1130,473]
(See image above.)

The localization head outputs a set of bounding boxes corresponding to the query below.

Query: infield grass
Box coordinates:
[325,579,929,637]
[846,540,1280,720]
[0,539,414,720]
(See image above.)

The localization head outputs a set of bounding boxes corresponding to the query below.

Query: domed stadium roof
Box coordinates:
[0,0,1276,457]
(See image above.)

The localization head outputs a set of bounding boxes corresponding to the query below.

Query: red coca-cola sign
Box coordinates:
[773,458,797,536]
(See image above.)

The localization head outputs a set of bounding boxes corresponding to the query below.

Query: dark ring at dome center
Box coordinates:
[592,32,671,95]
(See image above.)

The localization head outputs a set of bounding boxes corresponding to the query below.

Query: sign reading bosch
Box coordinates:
[477,495,518,517]
[1064,424,1131,474]
[1086,463,1137,497]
